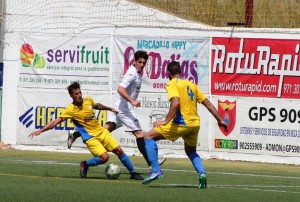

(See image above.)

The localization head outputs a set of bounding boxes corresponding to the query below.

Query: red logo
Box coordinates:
[218,100,236,136]
[84,116,95,122]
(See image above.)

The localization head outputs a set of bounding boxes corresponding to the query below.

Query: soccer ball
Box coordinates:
[105,163,121,179]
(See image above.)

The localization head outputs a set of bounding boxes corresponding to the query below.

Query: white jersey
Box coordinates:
[115,65,142,111]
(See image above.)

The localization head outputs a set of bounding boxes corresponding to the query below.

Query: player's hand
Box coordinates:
[218,120,228,131]
[153,120,168,127]
[110,108,119,113]
[28,131,41,138]
[131,100,141,107]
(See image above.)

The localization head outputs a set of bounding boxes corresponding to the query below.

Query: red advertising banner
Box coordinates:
[211,37,300,99]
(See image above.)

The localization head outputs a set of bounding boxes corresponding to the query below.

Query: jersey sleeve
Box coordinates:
[119,68,135,88]
[166,80,179,100]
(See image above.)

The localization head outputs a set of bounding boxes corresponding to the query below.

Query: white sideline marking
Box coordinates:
[160,184,300,194]
[150,167,300,180]
[214,186,300,194]
[2,158,300,180]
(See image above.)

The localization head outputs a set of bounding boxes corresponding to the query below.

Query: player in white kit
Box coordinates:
[68,50,166,166]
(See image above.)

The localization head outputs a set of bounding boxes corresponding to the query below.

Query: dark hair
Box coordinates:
[68,81,80,95]
[167,61,181,75]
[134,50,149,61]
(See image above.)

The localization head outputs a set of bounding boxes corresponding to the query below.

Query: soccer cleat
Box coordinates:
[130,172,144,180]
[198,174,207,189]
[67,130,80,149]
[67,130,76,149]
[142,170,164,184]
[158,157,167,166]
[148,157,167,170]
[80,161,89,178]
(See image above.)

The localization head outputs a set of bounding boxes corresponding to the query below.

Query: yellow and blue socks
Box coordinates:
[86,156,101,166]
[119,153,135,174]
[145,139,160,173]
[188,152,205,175]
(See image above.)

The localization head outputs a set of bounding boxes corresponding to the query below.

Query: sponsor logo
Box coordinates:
[20,43,45,68]
[123,47,201,85]
[211,37,300,98]
[19,106,107,130]
[218,100,236,136]
[20,43,110,68]
[215,139,238,149]
[19,107,34,128]
[149,110,167,127]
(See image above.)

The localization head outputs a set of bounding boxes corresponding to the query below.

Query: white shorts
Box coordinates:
[107,110,142,132]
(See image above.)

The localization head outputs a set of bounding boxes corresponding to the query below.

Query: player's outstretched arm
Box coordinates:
[95,103,118,113]
[28,117,64,138]
[201,98,228,131]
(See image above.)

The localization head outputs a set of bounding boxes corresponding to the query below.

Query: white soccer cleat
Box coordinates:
[67,130,76,149]
[158,157,167,166]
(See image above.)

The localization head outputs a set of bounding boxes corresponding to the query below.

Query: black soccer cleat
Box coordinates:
[130,172,144,180]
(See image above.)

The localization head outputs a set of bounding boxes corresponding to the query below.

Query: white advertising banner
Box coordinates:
[109,93,210,151]
[211,96,300,157]
[18,35,110,90]
[18,89,210,150]
[112,36,210,93]
[17,89,111,145]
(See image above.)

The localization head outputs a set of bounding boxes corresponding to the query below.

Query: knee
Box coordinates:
[143,132,150,140]
[104,122,116,132]
[184,146,196,155]
[133,130,144,138]
[112,146,124,156]
[100,152,109,163]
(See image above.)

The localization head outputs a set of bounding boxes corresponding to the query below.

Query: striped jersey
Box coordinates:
[166,78,206,127]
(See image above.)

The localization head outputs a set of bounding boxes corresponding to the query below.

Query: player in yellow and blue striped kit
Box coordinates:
[142,61,228,188]
[29,81,143,180]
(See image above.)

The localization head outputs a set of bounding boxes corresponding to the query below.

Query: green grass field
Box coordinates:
[0,150,299,202]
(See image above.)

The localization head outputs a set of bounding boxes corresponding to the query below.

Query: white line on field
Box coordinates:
[213,185,300,194]
[157,183,300,194]
[1,159,300,180]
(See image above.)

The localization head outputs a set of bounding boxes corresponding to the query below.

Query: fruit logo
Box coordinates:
[20,43,45,68]
[218,100,236,136]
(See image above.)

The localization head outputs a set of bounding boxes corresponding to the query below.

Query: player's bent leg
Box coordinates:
[80,153,109,178]
[136,137,151,166]
[185,144,207,189]
[81,135,112,178]
[112,146,144,180]
[133,130,168,167]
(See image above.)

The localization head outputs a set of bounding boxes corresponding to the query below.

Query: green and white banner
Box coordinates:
[19,35,110,90]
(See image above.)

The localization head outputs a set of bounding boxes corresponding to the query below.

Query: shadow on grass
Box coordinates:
[148,184,198,189]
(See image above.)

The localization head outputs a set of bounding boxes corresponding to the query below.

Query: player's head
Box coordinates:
[134,50,149,73]
[167,61,181,80]
[68,81,83,105]
[134,50,149,61]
